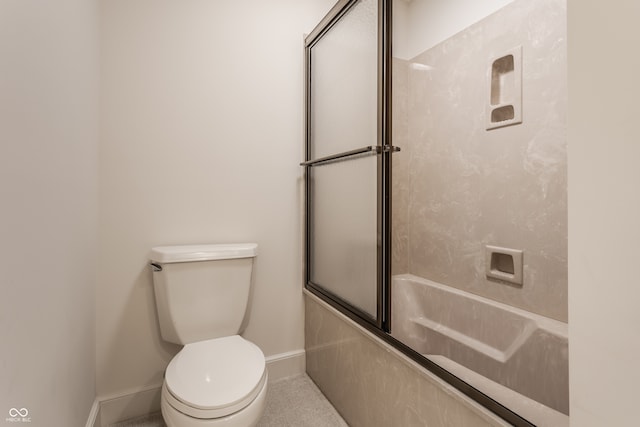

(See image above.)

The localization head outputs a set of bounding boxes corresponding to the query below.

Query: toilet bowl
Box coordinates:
[160,336,268,427]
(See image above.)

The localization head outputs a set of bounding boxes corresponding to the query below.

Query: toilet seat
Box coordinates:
[164,335,266,419]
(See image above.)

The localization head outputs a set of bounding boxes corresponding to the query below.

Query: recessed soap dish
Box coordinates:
[486,46,522,130]
[485,245,523,286]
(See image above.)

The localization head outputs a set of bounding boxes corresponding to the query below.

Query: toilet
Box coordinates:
[149,243,267,427]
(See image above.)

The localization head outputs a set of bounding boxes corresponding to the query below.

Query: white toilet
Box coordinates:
[149,243,267,427]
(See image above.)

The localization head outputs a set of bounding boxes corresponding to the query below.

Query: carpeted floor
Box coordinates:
[110,374,348,427]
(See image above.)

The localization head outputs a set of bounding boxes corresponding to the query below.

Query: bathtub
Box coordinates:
[391,274,569,421]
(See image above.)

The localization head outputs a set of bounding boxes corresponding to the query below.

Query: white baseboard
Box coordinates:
[85,398,100,427]
[96,383,164,427]
[265,349,306,382]
[88,349,306,426]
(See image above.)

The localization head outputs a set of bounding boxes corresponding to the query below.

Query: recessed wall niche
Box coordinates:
[487,46,522,130]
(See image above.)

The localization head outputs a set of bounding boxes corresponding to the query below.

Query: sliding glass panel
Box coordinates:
[310,0,377,160]
[309,155,378,318]
[305,0,383,324]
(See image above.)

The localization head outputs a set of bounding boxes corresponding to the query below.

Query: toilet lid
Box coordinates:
[165,335,266,411]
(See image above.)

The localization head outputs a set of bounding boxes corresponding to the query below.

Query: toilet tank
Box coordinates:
[149,243,258,345]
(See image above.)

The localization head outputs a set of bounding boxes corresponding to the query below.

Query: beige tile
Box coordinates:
[305,293,508,427]
[392,0,568,322]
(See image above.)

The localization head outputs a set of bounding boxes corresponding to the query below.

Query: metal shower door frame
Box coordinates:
[302,0,393,332]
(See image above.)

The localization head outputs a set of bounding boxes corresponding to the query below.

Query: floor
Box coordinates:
[110,374,348,427]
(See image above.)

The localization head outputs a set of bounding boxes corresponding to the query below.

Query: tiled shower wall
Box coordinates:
[391,0,568,321]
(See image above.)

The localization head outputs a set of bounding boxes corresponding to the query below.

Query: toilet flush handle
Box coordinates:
[150,262,162,272]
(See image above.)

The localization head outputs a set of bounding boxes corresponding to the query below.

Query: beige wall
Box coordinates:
[392,0,515,60]
[97,0,335,397]
[0,0,99,426]
[567,0,640,425]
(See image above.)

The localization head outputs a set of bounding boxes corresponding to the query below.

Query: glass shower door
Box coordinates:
[310,157,378,318]
[303,0,391,327]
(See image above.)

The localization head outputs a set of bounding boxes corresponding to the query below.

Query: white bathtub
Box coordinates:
[391,274,569,421]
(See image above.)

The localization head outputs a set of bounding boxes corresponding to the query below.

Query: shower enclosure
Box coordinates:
[302,0,568,425]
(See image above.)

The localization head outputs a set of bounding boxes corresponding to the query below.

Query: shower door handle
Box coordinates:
[300,145,400,167]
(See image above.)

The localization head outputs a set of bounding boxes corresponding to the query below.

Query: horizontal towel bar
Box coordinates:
[300,145,400,167]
